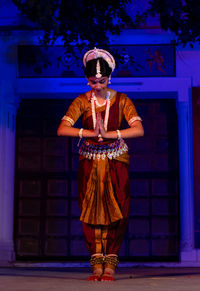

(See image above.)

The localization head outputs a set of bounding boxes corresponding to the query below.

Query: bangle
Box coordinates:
[116,130,121,139]
[79,128,83,138]
[77,128,83,147]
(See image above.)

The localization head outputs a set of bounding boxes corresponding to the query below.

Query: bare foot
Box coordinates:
[101,272,115,281]
[88,274,101,281]
[101,268,115,282]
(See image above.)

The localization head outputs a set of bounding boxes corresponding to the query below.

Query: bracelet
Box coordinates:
[116,130,121,139]
[79,128,83,138]
[77,128,83,147]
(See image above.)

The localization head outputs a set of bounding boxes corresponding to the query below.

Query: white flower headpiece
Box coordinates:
[83,47,116,74]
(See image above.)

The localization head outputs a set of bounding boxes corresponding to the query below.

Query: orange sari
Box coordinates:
[64,92,140,255]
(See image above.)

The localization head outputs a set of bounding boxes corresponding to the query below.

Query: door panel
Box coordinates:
[192,88,200,248]
[14,98,179,261]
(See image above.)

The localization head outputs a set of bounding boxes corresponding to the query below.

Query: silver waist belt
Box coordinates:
[79,138,128,160]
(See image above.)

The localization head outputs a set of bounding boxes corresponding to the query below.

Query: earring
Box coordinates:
[108,78,111,84]
[87,82,90,85]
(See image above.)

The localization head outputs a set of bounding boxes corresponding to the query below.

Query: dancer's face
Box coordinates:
[87,76,109,95]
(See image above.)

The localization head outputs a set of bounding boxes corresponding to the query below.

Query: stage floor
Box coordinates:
[1,267,200,291]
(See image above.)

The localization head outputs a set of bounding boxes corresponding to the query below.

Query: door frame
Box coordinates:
[0,76,195,264]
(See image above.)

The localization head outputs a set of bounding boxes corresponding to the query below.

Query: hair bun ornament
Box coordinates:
[83,47,115,72]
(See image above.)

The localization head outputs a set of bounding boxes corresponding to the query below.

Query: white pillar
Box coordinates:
[177,97,195,261]
[0,80,18,265]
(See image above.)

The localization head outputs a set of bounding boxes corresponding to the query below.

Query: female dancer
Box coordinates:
[57,48,144,281]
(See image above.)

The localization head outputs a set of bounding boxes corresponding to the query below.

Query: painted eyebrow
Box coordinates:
[90,78,106,83]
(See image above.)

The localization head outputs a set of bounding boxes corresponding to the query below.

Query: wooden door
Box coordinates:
[192,88,200,248]
[124,99,179,261]
[14,97,179,261]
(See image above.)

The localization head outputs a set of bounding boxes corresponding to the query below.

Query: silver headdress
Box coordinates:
[96,59,102,78]
[83,47,115,78]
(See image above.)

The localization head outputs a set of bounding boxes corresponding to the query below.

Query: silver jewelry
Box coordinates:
[77,128,83,147]
[116,130,121,139]
[79,139,128,160]
[83,47,115,73]
[79,128,83,138]
[96,59,102,78]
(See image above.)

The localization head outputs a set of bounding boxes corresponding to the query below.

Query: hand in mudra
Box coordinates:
[97,112,106,138]
[94,116,100,137]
